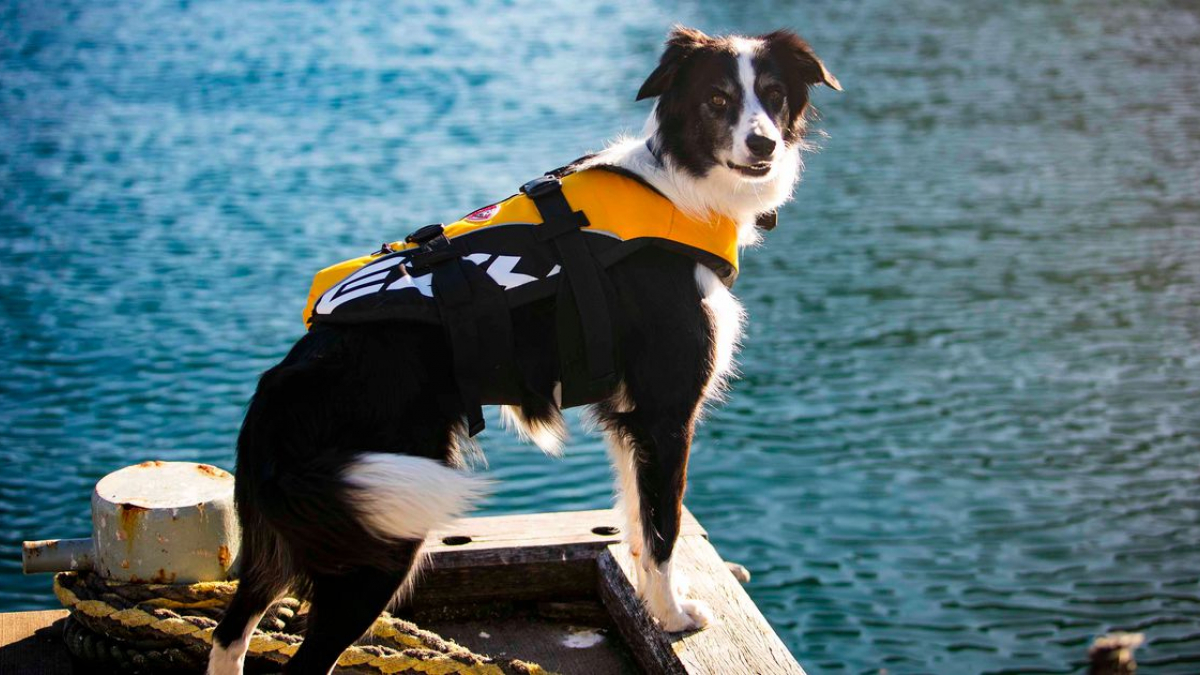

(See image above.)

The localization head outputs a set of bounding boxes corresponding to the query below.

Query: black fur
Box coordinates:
[639,27,839,177]
[639,27,742,177]
[590,252,711,564]
[212,27,837,674]
[214,250,714,674]
[757,30,842,142]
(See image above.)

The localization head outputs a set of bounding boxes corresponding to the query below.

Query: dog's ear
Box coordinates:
[636,26,712,101]
[762,30,841,92]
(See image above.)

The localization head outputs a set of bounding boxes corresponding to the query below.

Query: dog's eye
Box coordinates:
[764,88,784,106]
[709,93,728,109]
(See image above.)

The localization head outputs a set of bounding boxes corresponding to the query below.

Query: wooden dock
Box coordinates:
[2,507,805,674]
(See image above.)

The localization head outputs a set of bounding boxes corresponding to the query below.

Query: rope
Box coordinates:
[54,572,555,675]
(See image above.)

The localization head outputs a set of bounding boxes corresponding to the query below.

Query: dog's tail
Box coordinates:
[233,360,488,583]
[340,452,490,541]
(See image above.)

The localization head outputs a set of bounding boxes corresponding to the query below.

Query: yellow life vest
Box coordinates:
[303,167,739,325]
[301,166,742,435]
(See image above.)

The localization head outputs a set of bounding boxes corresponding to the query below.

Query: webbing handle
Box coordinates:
[522,176,616,384]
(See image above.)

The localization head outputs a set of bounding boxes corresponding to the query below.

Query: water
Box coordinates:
[2,1,1199,672]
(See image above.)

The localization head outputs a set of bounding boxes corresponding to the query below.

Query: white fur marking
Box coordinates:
[576,32,810,244]
[579,123,801,248]
[500,405,567,457]
[206,612,263,675]
[606,429,643,570]
[640,557,713,632]
[609,380,635,413]
[729,36,764,56]
[343,454,490,540]
[733,46,783,163]
[695,265,745,402]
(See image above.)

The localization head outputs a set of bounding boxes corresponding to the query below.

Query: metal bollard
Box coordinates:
[22,460,240,583]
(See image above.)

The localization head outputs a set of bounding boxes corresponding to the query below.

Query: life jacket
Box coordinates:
[303,166,740,435]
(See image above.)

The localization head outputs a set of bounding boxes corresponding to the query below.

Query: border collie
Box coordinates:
[209,26,838,675]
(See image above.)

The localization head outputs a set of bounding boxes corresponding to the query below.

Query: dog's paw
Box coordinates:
[656,598,713,633]
[672,571,691,597]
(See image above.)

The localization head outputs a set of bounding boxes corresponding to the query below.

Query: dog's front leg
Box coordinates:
[617,407,712,633]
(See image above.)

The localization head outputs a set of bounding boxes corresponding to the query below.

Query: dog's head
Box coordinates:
[637,27,840,184]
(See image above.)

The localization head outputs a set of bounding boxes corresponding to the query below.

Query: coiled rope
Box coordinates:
[54,572,554,674]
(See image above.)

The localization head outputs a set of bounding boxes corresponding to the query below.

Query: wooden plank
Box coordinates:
[595,553,688,675]
[424,508,706,561]
[409,557,597,607]
[597,537,806,675]
[410,508,705,607]
[5,509,802,675]
[423,610,641,675]
[0,610,73,675]
[5,509,704,615]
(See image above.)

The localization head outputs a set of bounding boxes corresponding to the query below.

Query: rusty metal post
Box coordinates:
[21,538,94,574]
[22,461,240,583]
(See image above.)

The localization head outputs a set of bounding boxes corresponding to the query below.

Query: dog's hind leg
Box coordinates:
[269,451,485,673]
[208,527,290,675]
[604,407,645,586]
[282,543,421,675]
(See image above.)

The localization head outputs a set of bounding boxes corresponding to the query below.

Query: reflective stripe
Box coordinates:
[303,168,738,325]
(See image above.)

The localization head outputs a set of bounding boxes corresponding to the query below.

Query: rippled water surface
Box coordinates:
[3,1,1200,672]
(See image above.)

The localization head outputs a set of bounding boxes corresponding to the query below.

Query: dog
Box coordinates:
[208,26,839,675]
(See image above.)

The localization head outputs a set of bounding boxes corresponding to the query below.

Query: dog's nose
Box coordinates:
[746,134,776,159]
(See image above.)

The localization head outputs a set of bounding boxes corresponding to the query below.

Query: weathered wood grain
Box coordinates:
[410,508,705,607]
[408,556,598,607]
[596,550,689,675]
[424,610,641,675]
[598,537,806,675]
[4,508,800,675]
[424,508,707,561]
[0,610,73,675]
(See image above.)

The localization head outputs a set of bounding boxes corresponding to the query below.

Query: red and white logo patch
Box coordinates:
[464,204,500,223]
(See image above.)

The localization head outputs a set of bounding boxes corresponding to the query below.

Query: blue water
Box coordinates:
[3,1,1200,672]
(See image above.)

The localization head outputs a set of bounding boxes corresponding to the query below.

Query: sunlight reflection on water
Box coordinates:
[3,1,1199,672]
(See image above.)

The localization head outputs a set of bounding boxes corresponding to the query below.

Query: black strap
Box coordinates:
[521,175,616,387]
[407,225,487,436]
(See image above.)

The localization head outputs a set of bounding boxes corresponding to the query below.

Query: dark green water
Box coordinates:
[3,1,1199,672]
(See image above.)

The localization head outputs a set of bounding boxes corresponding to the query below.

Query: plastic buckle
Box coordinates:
[406,225,459,271]
[405,223,445,246]
[520,175,562,199]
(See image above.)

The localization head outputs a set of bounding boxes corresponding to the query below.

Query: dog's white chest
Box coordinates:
[695,264,746,400]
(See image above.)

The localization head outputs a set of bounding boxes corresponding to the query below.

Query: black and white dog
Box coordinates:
[209,26,838,675]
